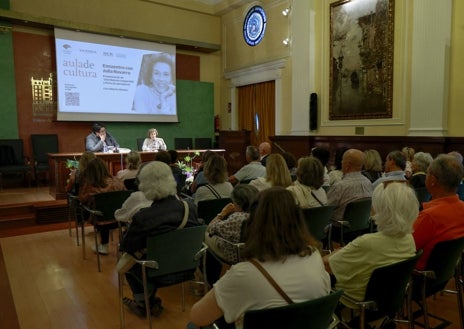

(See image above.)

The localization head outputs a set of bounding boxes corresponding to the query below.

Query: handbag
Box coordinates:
[116,200,189,274]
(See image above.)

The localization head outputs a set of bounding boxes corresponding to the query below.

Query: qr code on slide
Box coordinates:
[65,92,80,106]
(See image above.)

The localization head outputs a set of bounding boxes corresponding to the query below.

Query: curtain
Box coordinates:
[237,81,275,146]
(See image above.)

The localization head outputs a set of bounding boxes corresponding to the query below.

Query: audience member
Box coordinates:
[195,155,233,205]
[116,151,141,181]
[154,150,171,165]
[78,157,126,255]
[372,150,406,188]
[328,147,348,186]
[402,146,415,179]
[115,163,152,224]
[66,151,96,195]
[85,122,119,152]
[281,151,297,178]
[142,128,167,151]
[120,161,200,317]
[287,156,327,208]
[258,142,271,166]
[311,147,330,186]
[409,151,433,188]
[324,182,417,304]
[361,149,383,183]
[204,184,259,285]
[413,154,464,270]
[190,150,216,194]
[228,146,266,185]
[249,153,292,191]
[327,149,372,222]
[190,187,330,329]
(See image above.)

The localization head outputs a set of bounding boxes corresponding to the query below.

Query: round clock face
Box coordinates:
[243,6,267,46]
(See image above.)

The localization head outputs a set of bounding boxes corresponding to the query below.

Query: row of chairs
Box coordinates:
[0,135,58,188]
[136,137,213,151]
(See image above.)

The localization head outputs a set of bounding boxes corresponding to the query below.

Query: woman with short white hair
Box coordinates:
[120,161,200,317]
[323,182,418,303]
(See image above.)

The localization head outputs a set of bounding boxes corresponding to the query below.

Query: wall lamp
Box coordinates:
[282,7,291,16]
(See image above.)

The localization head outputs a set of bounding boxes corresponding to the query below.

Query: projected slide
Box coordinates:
[54,28,178,122]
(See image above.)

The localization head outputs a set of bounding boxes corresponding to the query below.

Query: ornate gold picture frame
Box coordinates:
[329,0,394,120]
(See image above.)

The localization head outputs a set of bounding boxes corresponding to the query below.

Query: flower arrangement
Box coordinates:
[177,151,200,183]
[66,158,79,170]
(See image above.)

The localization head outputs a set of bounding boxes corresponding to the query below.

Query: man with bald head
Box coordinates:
[259,142,272,166]
[327,148,373,222]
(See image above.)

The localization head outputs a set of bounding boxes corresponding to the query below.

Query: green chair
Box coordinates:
[302,205,335,249]
[81,190,133,271]
[242,290,343,329]
[119,225,207,329]
[331,197,372,247]
[197,198,232,224]
[340,250,423,329]
[411,237,464,329]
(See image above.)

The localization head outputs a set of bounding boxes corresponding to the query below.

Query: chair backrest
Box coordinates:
[194,137,212,149]
[31,134,59,164]
[92,190,133,220]
[243,290,343,329]
[146,225,207,277]
[456,183,464,201]
[342,197,372,232]
[364,250,423,317]
[423,236,464,294]
[0,139,25,165]
[197,198,232,224]
[174,138,193,150]
[123,178,138,191]
[302,205,335,241]
[136,138,145,151]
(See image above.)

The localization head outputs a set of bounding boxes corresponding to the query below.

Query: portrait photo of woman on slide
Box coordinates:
[132,52,176,115]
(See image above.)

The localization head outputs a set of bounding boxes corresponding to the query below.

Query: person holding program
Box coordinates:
[85,122,119,152]
[142,128,167,151]
[133,52,176,114]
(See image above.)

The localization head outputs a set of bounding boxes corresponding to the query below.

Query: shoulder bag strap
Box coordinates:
[310,190,325,206]
[205,184,222,199]
[177,201,189,229]
[249,259,294,304]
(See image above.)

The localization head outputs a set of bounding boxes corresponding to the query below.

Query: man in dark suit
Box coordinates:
[259,142,271,166]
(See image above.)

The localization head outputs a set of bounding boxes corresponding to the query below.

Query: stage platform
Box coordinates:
[0,186,67,234]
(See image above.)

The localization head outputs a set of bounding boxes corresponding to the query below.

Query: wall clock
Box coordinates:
[243,5,267,46]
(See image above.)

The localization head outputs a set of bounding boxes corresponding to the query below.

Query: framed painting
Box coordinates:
[329,0,394,120]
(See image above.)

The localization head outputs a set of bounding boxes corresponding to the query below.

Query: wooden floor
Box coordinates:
[0,187,463,329]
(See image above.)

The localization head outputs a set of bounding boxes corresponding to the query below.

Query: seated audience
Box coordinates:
[281,151,297,178]
[195,155,233,205]
[228,146,266,186]
[190,187,331,329]
[258,142,271,166]
[66,151,96,195]
[115,163,152,224]
[402,146,415,179]
[120,161,200,317]
[311,147,330,187]
[190,150,216,194]
[116,151,141,181]
[78,157,126,255]
[413,154,464,270]
[168,149,185,194]
[249,153,292,191]
[372,150,406,188]
[328,147,348,186]
[204,184,259,284]
[327,149,372,222]
[409,151,433,188]
[287,156,327,208]
[142,128,167,151]
[154,150,171,164]
[361,149,383,183]
[324,182,417,303]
